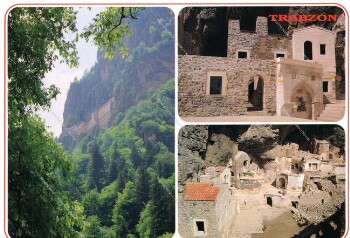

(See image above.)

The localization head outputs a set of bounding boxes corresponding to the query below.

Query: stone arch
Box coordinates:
[291,81,315,119]
[291,81,315,103]
[304,41,313,60]
[276,176,287,189]
[247,75,264,111]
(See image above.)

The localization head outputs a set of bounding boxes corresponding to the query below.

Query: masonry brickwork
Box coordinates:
[178,16,339,120]
[178,56,277,116]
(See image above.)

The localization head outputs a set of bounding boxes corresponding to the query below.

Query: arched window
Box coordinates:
[304,41,313,60]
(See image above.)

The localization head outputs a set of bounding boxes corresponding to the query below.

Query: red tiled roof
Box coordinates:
[185,182,220,201]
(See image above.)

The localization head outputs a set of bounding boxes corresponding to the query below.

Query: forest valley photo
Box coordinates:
[7,7,175,238]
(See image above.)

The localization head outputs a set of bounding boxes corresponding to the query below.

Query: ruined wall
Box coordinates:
[178,198,219,238]
[288,174,304,190]
[215,184,239,238]
[178,55,276,117]
[227,18,292,59]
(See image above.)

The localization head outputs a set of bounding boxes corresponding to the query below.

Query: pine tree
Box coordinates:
[148,173,175,237]
[89,141,105,191]
[135,166,150,205]
[108,157,118,183]
[112,181,142,237]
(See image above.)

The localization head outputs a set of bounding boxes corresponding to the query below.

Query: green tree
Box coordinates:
[136,202,153,238]
[112,181,142,237]
[148,172,175,237]
[107,152,119,183]
[82,189,100,217]
[81,7,144,59]
[83,215,103,238]
[98,181,118,226]
[8,116,85,237]
[7,6,148,237]
[88,141,105,191]
[135,167,150,205]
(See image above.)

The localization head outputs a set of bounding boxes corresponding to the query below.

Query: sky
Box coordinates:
[39,7,103,137]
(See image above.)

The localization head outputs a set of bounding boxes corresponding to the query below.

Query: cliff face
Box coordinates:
[178,125,345,179]
[59,8,175,151]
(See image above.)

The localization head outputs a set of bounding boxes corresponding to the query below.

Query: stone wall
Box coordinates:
[178,197,219,238]
[178,55,276,117]
[227,18,292,60]
[215,184,238,237]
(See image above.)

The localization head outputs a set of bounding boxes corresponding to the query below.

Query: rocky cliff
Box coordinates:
[178,125,345,181]
[59,8,174,151]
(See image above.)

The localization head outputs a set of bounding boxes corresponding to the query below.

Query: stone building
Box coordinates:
[179,182,238,238]
[227,151,264,190]
[178,16,343,120]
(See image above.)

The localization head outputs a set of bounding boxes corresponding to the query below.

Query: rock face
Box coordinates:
[237,125,279,156]
[178,125,345,180]
[178,126,208,183]
[59,8,175,151]
[292,176,345,226]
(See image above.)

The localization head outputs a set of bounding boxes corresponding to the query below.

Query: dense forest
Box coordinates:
[8,7,175,238]
[69,79,175,237]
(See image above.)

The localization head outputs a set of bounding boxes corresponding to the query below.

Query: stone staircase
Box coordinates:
[317,100,345,121]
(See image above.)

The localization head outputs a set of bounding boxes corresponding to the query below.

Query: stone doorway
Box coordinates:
[277,177,287,189]
[248,76,263,111]
[291,82,315,119]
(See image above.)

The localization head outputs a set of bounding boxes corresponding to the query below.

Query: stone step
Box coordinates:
[318,112,344,116]
[323,105,345,110]
[247,111,267,116]
[318,117,344,120]
[323,105,345,109]
[317,101,345,121]
[317,117,343,122]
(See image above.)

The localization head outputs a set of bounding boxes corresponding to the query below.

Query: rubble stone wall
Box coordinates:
[227,18,292,60]
[178,55,276,117]
[178,198,219,238]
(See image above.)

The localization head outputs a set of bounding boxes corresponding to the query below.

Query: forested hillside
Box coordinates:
[69,79,175,237]
[8,7,175,238]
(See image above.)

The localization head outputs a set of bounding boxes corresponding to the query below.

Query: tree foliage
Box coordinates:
[88,141,105,191]
[8,6,174,238]
[7,7,84,237]
[81,7,144,59]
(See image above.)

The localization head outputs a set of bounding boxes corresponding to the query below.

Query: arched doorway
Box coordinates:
[248,76,263,111]
[291,82,315,119]
[277,177,287,189]
[304,41,313,60]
